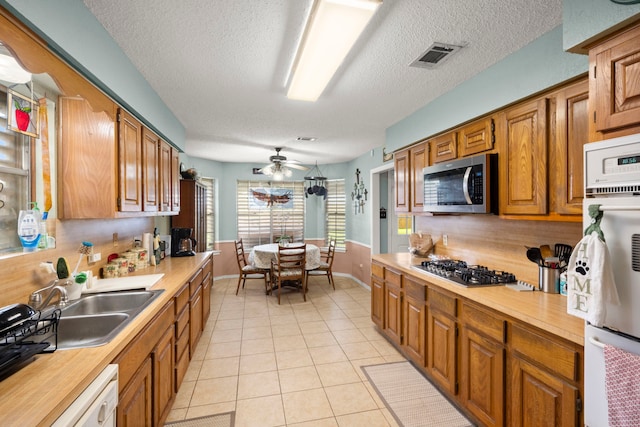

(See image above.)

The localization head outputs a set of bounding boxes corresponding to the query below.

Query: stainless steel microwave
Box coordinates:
[423,153,498,214]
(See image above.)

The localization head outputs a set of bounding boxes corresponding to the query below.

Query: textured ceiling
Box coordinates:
[82,0,562,166]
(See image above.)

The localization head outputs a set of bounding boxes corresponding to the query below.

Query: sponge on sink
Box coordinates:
[56,257,70,280]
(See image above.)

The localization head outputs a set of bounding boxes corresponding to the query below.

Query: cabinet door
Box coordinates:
[394,148,410,213]
[190,285,203,355]
[509,355,579,427]
[430,132,457,164]
[403,294,427,367]
[117,357,152,427]
[410,142,428,212]
[593,23,640,133]
[428,310,457,395]
[159,141,172,212]
[371,276,384,329]
[118,109,143,212]
[500,98,548,215]
[459,117,494,157]
[202,270,212,323]
[171,147,181,212]
[58,97,117,219]
[142,127,159,212]
[384,283,402,345]
[154,324,175,427]
[553,80,589,215]
[460,327,504,427]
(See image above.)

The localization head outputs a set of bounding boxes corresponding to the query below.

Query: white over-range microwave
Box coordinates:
[422,153,498,214]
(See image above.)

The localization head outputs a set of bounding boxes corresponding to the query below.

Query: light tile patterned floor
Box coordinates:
[167,275,406,427]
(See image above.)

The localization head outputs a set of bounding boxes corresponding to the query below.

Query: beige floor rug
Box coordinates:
[362,362,474,427]
[165,411,235,427]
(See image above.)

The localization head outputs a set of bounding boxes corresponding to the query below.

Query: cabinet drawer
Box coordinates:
[189,268,203,296]
[372,262,384,279]
[509,323,579,381]
[461,302,505,343]
[429,287,456,318]
[175,305,189,338]
[385,268,402,288]
[175,345,190,391]
[404,275,427,302]
[175,324,190,360]
[174,282,190,315]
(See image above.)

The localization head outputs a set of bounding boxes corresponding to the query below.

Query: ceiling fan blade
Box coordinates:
[286,163,309,171]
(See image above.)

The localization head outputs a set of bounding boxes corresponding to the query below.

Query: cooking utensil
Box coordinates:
[526,247,545,267]
[540,244,553,259]
[554,243,573,264]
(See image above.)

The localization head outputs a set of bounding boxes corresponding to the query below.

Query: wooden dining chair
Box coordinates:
[270,243,306,304]
[306,239,336,290]
[235,239,270,295]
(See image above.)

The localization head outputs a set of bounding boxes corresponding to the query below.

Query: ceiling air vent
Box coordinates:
[410,42,463,69]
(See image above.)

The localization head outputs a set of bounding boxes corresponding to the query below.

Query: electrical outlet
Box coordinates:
[443,234,448,246]
[88,252,101,264]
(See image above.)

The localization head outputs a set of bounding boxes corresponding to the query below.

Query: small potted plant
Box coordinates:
[13,99,31,131]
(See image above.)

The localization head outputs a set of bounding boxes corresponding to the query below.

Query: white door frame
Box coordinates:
[370,163,394,255]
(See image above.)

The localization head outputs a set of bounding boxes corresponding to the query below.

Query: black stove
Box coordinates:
[412,259,517,287]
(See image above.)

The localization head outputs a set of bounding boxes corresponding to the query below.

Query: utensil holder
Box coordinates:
[538,266,559,293]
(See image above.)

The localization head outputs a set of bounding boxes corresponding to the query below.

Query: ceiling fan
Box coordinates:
[260,147,308,180]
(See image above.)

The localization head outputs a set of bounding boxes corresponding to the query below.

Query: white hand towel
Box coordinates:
[566,231,620,326]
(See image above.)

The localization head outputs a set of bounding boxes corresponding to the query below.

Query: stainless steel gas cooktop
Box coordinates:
[411,259,517,287]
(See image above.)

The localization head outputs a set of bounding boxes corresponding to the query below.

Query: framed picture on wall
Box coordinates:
[7,89,39,137]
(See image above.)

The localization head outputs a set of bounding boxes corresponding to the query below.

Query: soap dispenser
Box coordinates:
[17,202,41,252]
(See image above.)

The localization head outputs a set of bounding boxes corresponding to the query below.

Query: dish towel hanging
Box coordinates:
[566,205,620,326]
[604,344,640,426]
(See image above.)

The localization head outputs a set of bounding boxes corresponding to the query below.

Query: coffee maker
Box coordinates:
[171,228,196,257]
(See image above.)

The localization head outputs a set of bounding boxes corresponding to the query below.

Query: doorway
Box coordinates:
[370,164,410,255]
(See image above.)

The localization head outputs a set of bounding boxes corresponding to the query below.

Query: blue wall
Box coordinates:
[563,0,640,51]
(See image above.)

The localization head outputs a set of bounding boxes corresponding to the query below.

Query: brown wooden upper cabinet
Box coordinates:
[142,127,160,213]
[499,98,548,215]
[550,79,589,216]
[590,20,640,136]
[429,132,457,164]
[459,117,494,157]
[394,141,428,213]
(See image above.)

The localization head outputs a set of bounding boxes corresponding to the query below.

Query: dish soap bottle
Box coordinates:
[17,202,41,252]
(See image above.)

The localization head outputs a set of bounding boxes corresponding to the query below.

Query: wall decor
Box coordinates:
[7,89,39,137]
[351,168,368,214]
[382,147,394,162]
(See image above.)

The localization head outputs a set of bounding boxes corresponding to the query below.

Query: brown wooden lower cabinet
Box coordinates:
[427,309,457,395]
[370,266,584,427]
[115,256,213,427]
[117,357,153,427]
[509,355,579,427]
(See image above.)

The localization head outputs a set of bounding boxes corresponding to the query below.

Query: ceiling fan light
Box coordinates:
[283,167,293,178]
[272,169,284,181]
[262,164,275,176]
[287,0,382,102]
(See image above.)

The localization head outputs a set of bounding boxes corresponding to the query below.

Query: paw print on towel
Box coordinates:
[575,259,590,276]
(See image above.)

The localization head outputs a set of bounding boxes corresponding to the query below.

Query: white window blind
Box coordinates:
[325,179,346,249]
[237,180,305,249]
[200,177,215,250]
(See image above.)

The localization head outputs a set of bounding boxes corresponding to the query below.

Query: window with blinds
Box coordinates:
[237,180,305,249]
[325,179,346,249]
[200,177,215,250]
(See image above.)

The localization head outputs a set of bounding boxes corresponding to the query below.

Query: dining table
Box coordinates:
[248,243,322,271]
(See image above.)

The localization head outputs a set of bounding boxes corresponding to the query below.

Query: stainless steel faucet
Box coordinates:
[29,280,69,310]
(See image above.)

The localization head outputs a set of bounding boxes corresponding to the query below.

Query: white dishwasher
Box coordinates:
[52,364,118,427]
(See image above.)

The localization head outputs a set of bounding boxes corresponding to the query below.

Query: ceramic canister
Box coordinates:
[112,257,129,276]
[103,263,118,278]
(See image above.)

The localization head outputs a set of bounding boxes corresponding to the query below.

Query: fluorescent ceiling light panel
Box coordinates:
[287,0,382,102]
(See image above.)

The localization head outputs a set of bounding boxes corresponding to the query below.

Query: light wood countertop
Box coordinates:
[0,253,212,427]
[372,253,585,346]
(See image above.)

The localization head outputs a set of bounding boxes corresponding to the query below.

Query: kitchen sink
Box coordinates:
[55,289,164,349]
[61,290,162,316]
